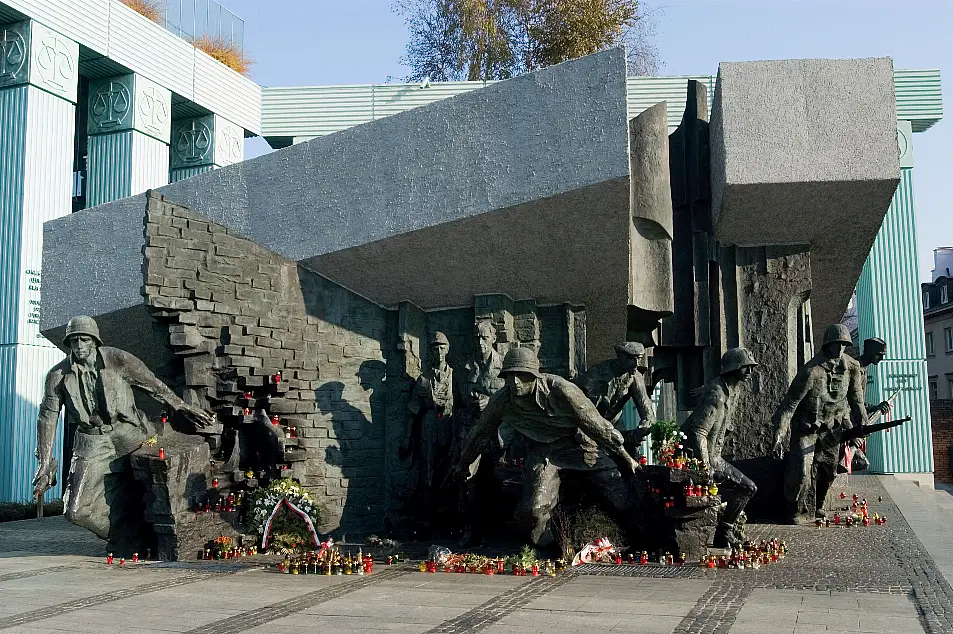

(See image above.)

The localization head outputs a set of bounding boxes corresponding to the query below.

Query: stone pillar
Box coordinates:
[169,114,244,183]
[0,20,77,501]
[855,122,934,481]
[85,73,170,207]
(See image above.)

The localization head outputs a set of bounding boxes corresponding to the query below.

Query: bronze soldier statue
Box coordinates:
[33,316,215,551]
[406,331,455,495]
[452,321,505,546]
[577,341,656,456]
[839,337,892,473]
[451,347,640,547]
[773,324,866,524]
[681,347,759,547]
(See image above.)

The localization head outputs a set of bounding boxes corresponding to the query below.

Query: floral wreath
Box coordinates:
[246,478,322,549]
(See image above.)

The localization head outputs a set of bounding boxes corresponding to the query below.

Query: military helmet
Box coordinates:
[500,346,542,379]
[719,347,758,375]
[64,315,102,346]
[429,331,449,346]
[864,337,887,354]
[822,324,852,347]
[614,341,645,358]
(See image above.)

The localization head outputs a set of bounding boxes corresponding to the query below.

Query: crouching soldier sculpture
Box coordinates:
[33,316,215,552]
[681,348,759,547]
[773,324,866,524]
[450,347,640,547]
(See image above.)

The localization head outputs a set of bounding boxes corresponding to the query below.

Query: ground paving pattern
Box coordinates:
[0,475,949,633]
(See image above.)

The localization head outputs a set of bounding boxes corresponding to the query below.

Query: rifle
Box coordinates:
[35,459,58,519]
[840,416,911,443]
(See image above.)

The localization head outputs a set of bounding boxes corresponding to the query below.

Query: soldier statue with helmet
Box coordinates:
[576,341,657,457]
[681,347,759,547]
[450,346,641,547]
[33,316,215,552]
[405,331,455,498]
[773,323,866,524]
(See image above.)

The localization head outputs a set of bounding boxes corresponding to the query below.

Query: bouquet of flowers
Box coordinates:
[211,535,233,559]
[245,478,322,553]
[650,420,686,463]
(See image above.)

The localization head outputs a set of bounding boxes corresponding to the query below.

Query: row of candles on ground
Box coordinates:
[105,551,147,565]
[420,557,568,576]
[701,540,788,569]
[816,492,887,528]
[200,545,258,560]
[278,549,374,575]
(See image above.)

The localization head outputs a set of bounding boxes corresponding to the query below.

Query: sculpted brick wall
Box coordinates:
[141,193,390,534]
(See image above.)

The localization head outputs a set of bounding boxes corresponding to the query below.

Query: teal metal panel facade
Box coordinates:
[856,168,934,473]
[894,69,944,132]
[0,346,64,501]
[170,165,214,183]
[0,83,73,501]
[87,129,169,207]
[0,86,29,346]
[86,130,134,208]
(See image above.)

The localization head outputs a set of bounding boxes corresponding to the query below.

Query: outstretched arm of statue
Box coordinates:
[33,371,62,496]
[772,369,811,458]
[629,375,657,429]
[454,390,505,477]
[117,349,215,428]
[554,382,639,475]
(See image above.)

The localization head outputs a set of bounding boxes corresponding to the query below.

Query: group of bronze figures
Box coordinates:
[32,315,900,554]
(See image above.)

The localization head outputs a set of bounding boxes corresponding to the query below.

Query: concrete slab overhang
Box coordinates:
[43,51,902,364]
[710,58,901,339]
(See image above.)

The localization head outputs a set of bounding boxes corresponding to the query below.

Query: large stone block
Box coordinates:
[710,57,900,337]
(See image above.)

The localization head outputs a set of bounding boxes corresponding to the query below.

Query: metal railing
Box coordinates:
[159,0,244,53]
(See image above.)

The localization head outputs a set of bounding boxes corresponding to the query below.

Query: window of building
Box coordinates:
[930,379,938,400]
[925,291,931,309]
[926,332,935,356]
[946,327,953,353]
[942,285,949,304]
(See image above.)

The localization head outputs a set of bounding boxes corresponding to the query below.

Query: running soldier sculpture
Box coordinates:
[681,348,759,547]
[577,341,656,456]
[33,316,215,552]
[773,324,866,524]
[451,347,640,547]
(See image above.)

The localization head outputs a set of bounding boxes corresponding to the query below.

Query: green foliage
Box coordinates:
[0,500,63,523]
[504,544,538,568]
[650,419,682,462]
[393,0,658,82]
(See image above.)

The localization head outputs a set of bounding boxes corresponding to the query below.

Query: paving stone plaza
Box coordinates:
[1,475,951,633]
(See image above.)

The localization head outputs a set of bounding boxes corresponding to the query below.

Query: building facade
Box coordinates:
[0,0,260,502]
[923,249,953,400]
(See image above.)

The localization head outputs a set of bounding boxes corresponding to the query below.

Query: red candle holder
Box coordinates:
[119,558,125,566]
[212,478,219,489]
[158,448,166,460]
[132,553,139,563]
[274,371,282,383]
[106,553,114,565]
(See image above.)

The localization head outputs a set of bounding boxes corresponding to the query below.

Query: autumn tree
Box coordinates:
[393,0,659,82]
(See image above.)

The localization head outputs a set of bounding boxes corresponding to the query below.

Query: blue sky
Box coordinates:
[220,0,949,281]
